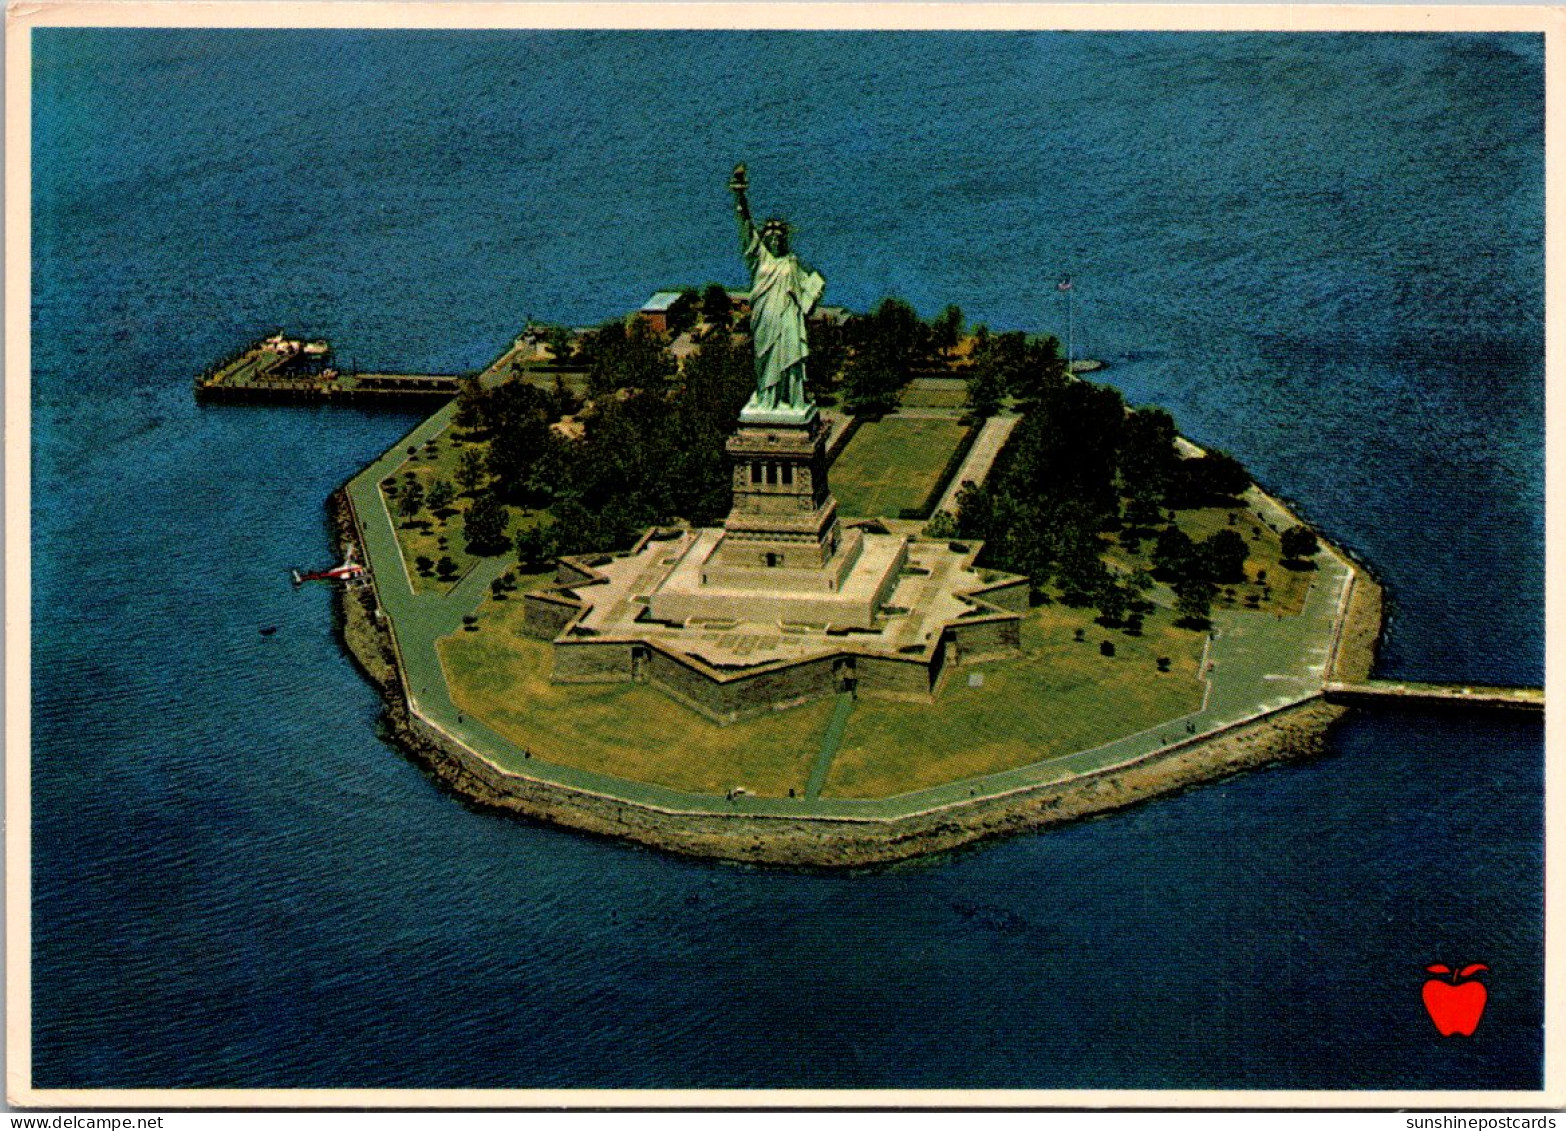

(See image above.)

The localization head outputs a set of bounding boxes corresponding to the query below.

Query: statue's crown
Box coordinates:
[761,217,789,234]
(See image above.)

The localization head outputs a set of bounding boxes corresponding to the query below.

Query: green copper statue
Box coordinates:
[729,163,825,416]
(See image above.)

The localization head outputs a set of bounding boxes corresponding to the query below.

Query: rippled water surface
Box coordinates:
[31,30,1543,1089]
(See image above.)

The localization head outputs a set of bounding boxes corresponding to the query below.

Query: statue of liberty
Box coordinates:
[729,164,825,416]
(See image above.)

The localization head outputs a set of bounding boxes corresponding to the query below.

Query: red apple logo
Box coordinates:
[1422,963,1489,1036]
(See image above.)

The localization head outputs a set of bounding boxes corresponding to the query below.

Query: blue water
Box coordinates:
[31,31,1544,1090]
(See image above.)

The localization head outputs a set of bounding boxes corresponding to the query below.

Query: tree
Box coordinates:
[665,290,701,337]
[1199,528,1248,584]
[925,510,959,539]
[841,350,902,417]
[1281,524,1320,562]
[1119,407,1179,505]
[586,317,676,396]
[1169,448,1250,505]
[456,447,487,495]
[1152,525,1196,578]
[550,371,581,419]
[454,376,488,432]
[932,304,964,356]
[1007,334,1069,406]
[515,519,561,569]
[1173,575,1216,626]
[1094,578,1130,626]
[544,325,575,366]
[464,493,510,555]
[426,479,455,514]
[396,480,425,523]
[839,294,920,413]
[953,481,994,541]
[652,330,757,525]
[841,297,930,415]
[805,316,848,398]
[965,361,1003,419]
[484,380,555,504]
[436,555,459,580]
[701,284,733,331]
[1055,531,1110,607]
[1124,492,1165,531]
[414,554,434,575]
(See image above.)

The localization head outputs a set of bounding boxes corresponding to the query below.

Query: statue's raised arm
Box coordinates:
[727,164,826,418]
[729,163,758,265]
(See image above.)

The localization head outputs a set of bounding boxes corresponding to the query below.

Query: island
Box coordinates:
[220,169,1534,868]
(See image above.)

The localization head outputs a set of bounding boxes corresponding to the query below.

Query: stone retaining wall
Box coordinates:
[332,487,1387,868]
[948,615,1021,661]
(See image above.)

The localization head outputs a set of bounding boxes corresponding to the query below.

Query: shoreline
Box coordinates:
[328,488,1388,868]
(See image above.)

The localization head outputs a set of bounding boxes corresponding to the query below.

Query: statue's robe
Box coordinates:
[744,228,825,409]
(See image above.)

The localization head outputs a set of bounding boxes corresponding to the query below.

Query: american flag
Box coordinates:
[1057,277,1073,292]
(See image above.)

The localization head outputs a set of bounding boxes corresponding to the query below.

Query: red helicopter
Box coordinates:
[292,544,367,586]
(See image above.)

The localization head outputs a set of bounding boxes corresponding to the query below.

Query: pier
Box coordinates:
[194,332,464,406]
[1324,679,1543,714]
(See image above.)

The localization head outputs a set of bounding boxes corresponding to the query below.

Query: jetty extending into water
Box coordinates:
[194,332,462,406]
[1324,679,1543,713]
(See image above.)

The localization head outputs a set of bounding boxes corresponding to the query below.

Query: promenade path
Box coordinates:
[931,414,1021,519]
[347,415,1357,821]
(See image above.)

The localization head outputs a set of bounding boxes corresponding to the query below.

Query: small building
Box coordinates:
[270,335,334,378]
[637,291,688,334]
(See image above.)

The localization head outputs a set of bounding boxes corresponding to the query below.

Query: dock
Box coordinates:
[1324,679,1543,714]
[195,332,464,406]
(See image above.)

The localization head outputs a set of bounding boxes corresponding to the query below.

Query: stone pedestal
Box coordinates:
[714,405,841,573]
[646,403,906,630]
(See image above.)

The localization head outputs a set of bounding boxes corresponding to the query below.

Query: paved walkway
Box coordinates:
[931,414,1021,519]
[805,694,856,800]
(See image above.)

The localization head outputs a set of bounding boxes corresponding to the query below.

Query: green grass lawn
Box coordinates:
[822,601,1207,799]
[1102,499,1313,618]
[438,592,832,798]
[379,424,541,594]
[831,417,971,518]
[899,387,969,409]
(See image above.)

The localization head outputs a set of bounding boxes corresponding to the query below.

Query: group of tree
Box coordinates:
[1281,524,1320,564]
[963,327,1070,417]
[450,327,757,564]
[579,317,678,397]
[837,298,963,416]
[460,292,1273,623]
[953,374,1254,628]
[1149,525,1251,625]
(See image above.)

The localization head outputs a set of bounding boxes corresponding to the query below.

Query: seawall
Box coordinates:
[330,488,1387,868]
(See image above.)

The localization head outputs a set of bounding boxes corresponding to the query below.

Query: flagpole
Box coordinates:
[1062,274,1074,373]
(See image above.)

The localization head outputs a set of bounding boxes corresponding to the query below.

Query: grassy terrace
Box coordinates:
[435,579,1205,801]
[378,423,546,594]
[824,602,1205,798]
[1103,496,1314,618]
[899,378,969,410]
[831,416,971,518]
[438,592,833,798]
